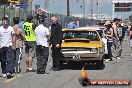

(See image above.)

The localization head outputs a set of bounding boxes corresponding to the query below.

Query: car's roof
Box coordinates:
[63,27,97,31]
[86,26,106,30]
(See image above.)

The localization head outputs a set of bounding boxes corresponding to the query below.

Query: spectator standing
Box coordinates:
[34,18,49,74]
[0,17,15,78]
[129,25,132,49]
[12,17,25,73]
[111,18,121,59]
[23,15,36,72]
[104,21,113,61]
[18,19,24,31]
[122,22,128,40]
[67,20,77,29]
[50,16,62,71]
[18,19,25,49]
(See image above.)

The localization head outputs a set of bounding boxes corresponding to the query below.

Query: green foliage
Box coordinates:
[19,0,27,4]
[0,0,10,5]
[129,15,132,22]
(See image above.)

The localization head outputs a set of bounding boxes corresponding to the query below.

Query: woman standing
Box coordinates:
[111,18,121,59]
[12,17,25,73]
[104,21,113,61]
[129,24,132,49]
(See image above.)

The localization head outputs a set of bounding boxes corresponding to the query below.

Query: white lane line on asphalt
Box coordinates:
[4,74,22,84]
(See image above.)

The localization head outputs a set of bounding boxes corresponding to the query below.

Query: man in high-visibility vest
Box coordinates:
[23,15,36,72]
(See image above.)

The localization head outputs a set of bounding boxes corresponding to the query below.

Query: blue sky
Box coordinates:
[33,0,132,20]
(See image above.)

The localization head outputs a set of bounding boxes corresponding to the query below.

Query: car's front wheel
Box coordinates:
[96,59,105,70]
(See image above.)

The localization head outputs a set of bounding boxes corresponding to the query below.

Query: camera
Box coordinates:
[35,13,47,20]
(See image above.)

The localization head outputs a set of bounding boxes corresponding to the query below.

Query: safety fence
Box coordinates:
[0,4,100,28]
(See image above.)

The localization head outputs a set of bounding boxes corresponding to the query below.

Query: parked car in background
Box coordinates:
[87,26,108,55]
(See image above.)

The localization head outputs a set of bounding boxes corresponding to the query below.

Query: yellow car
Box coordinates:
[61,27,105,68]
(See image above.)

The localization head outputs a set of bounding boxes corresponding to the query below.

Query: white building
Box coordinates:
[71,14,112,20]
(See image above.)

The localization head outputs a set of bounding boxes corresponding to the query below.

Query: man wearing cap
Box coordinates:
[34,18,49,74]
[104,21,113,61]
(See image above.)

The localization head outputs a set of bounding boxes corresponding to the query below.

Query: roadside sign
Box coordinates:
[114,2,132,12]
[112,0,132,3]
[15,4,28,9]
[112,0,132,12]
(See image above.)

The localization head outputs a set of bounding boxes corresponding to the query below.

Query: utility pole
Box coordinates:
[83,0,86,26]
[90,0,93,19]
[98,3,102,20]
[28,0,33,14]
[3,5,6,17]
[83,0,85,18]
[44,0,49,11]
[67,0,70,16]
[96,0,99,20]
[112,3,115,20]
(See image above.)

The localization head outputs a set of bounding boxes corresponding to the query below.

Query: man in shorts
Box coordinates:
[23,15,36,72]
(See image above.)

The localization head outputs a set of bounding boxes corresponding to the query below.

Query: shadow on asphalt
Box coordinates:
[61,62,105,70]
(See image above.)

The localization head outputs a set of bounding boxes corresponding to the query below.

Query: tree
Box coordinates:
[19,0,27,4]
[0,0,10,5]
[129,15,132,22]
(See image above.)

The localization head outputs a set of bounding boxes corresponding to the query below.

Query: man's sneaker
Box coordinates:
[49,67,61,71]
[113,57,117,59]
[16,68,21,73]
[54,68,61,71]
[49,67,55,71]
[6,73,14,79]
[104,59,110,62]
[109,59,113,61]
[26,69,36,72]
[2,74,7,78]
[37,71,45,74]
[116,57,121,59]
[53,68,61,71]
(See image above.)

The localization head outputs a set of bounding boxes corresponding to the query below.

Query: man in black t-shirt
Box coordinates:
[50,15,62,71]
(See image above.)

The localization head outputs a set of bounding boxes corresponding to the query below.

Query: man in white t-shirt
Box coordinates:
[34,18,49,74]
[0,17,15,78]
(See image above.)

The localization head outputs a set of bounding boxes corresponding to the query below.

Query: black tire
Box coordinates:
[60,60,64,69]
[103,54,109,59]
[96,59,105,70]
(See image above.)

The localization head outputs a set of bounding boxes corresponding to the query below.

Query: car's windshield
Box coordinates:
[96,30,103,38]
[63,31,100,41]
